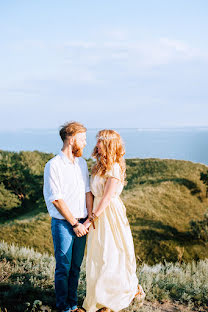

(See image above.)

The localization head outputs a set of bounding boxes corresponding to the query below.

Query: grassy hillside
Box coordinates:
[0,151,208,264]
[124,158,208,264]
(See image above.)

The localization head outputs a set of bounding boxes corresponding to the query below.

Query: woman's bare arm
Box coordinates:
[93,177,119,217]
[83,177,119,229]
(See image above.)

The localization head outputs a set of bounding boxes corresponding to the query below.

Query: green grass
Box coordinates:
[0,213,53,255]
[0,157,208,264]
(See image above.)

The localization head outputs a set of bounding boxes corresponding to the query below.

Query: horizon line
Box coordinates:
[1,125,208,132]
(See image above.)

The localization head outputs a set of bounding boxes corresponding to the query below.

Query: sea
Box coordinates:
[1,127,208,166]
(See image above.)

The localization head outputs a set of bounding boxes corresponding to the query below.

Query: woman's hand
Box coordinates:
[83,218,92,229]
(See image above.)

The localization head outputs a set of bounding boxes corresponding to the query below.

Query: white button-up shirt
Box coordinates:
[43,151,90,219]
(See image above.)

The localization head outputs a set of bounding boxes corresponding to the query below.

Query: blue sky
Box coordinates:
[1,0,208,130]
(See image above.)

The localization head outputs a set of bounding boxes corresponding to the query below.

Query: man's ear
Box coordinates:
[68,136,74,145]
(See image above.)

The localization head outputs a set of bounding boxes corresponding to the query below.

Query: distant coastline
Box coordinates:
[1,126,208,132]
[1,127,208,165]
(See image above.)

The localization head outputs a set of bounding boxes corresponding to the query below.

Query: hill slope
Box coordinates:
[124,158,208,264]
[0,151,208,264]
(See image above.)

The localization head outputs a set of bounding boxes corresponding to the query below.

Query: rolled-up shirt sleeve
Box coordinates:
[85,161,91,193]
[44,162,63,203]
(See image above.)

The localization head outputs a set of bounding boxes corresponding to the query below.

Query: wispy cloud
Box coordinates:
[1,30,207,93]
[64,41,96,49]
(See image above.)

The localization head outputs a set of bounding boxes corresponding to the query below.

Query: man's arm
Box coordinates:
[84,160,93,225]
[86,191,94,218]
[52,199,88,237]
[52,199,78,225]
[83,191,94,229]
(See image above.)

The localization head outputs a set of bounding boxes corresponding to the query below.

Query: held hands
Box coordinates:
[73,213,98,237]
[73,223,88,237]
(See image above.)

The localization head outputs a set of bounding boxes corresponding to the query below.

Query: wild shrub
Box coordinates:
[200,171,208,197]
[190,209,208,241]
[0,183,21,210]
[0,241,208,311]
[139,260,208,307]
[0,151,53,217]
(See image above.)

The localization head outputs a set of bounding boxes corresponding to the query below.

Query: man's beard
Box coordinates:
[72,141,83,157]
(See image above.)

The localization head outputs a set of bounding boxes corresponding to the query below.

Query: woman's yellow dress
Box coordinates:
[83,163,139,312]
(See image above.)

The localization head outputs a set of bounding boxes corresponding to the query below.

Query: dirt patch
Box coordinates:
[139,302,208,312]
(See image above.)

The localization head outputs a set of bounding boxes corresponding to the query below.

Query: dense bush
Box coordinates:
[0,183,21,210]
[200,170,208,197]
[190,209,208,241]
[0,150,53,215]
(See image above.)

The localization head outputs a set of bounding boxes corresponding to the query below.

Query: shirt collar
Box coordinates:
[59,151,78,165]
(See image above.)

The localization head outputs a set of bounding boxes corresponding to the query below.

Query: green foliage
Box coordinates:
[190,209,208,241]
[0,183,21,210]
[0,150,53,220]
[200,170,208,197]
[200,171,208,185]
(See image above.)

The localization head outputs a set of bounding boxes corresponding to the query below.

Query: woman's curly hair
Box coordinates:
[91,129,126,184]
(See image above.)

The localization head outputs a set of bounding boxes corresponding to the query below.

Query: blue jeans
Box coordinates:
[51,218,87,311]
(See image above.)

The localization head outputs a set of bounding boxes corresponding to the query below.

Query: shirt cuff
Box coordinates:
[85,187,91,193]
[49,193,63,202]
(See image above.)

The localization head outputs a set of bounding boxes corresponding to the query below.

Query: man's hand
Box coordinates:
[73,223,88,237]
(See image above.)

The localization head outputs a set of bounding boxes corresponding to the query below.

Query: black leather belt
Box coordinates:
[76,217,87,221]
[52,217,86,221]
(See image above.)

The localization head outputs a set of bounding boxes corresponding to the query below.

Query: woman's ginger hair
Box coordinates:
[92,129,126,184]
[59,121,86,142]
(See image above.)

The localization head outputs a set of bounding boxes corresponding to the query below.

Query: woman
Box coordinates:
[83,130,145,312]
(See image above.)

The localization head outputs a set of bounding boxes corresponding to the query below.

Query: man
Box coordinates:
[43,121,93,312]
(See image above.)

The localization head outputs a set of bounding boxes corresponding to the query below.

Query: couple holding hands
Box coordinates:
[43,121,145,312]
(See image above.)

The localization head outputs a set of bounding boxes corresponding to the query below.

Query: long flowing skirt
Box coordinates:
[83,196,138,312]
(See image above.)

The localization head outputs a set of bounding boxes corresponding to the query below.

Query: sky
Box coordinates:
[0,0,208,130]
